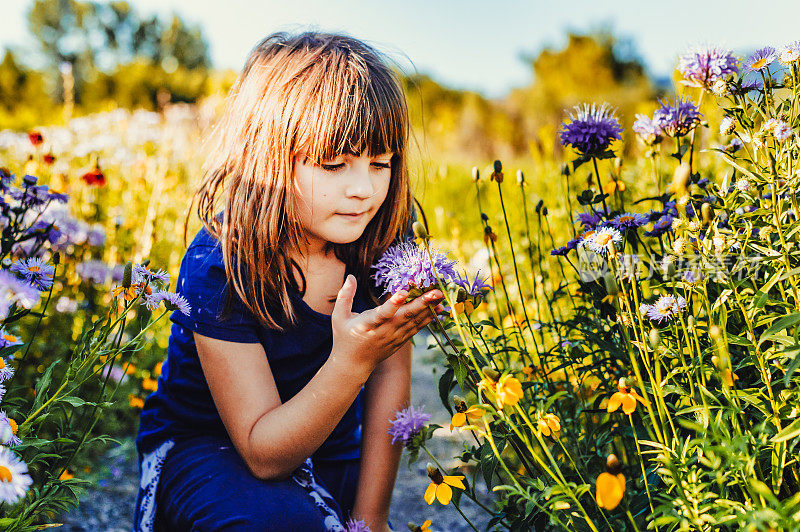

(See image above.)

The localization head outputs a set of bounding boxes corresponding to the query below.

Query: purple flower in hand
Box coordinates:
[388,405,430,446]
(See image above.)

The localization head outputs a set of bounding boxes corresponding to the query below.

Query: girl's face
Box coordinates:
[293,151,393,253]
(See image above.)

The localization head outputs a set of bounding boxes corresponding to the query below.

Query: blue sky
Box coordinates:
[4,0,800,97]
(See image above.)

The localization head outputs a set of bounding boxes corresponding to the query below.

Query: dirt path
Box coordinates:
[57,339,495,531]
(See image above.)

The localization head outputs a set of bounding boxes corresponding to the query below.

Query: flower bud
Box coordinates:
[561,163,571,177]
[701,202,713,223]
[542,206,548,216]
[535,199,544,214]
[412,221,429,240]
[453,395,467,412]
[516,169,524,185]
[606,454,622,474]
[481,366,500,381]
[471,166,480,182]
[480,212,489,222]
[52,252,60,265]
[614,157,623,172]
[709,325,722,339]
[648,328,660,349]
[493,160,503,173]
[122,261,133,289]
[672,163,692,195]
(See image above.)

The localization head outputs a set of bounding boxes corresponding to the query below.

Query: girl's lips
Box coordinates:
[336,211,367,218]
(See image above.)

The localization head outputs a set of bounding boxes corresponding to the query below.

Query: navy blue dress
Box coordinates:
[133,226,377,531]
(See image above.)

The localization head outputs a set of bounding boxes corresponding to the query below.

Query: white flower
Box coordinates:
[735,177,750,192]
[720,117,735,136]
[0,446,33,505]
[583,226,623,255]
[780,41,800,64]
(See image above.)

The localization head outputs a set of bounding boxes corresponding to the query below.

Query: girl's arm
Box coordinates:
[351,341,412,530]
[196,276,442,481]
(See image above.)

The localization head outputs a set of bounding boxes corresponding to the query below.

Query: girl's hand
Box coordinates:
[331,274,444,374]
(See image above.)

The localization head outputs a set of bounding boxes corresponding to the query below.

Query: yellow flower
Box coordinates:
[607,378,649,415]
[59,469,74,481]
[142,378,159,392]
[604,179,626,194]
[495,374,523,409]
[424,465,465,505]
[128,394,144,409]
[154,361,163,376]
[7,418,17,436]
[538,413,561,437]
[450,405,483,432]
[125,364,137,375]
[596,471,626,510]
[409,519,433,532]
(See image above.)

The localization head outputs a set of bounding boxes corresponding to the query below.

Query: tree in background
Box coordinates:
[27,0,210,110]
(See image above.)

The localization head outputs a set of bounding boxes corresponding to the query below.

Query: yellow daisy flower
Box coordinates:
[606,377,649,415]
[424,465,465,505]
[537,413,561,437]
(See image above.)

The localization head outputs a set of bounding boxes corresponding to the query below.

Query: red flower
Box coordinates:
[81,167,106,186]
[28,130,44,147]
[43,152,56,165]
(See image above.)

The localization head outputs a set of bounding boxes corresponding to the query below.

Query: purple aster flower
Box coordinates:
[610,212,649,232]
[55,296,78,313]
[745,47,777,72]
[677,46,739,89]
[0,383,5,403]
[683,270,703,285]
[581,226,623,255]
[388,405,430,446]
[0,269,41,319]
[773,121,793,141]
[779,41,800,64]
[372,241,457,296]
[10,257,54,290]
[344,518,372,532]
[76,260,109,284]
[0,328,23,351]
[551,236,581,255]
[725,137,744,153]
[453,270,492,297]
[575,209,608,229]
[110,264,126,283]
[148,291,191,316]
[633,113,662,144]
[100,365,128,384]
[22,175,37,187]
[640,295,687,323]
[653,97,701,137]
[645,215,674,237]
[48,190,69,203]
[133,264,171,287]
[559,103,623,158]
[87,226,105,247]
[0,412,20,448]
[0,356,14,382]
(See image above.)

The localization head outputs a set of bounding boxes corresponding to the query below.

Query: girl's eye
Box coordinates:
[372,162,391,169]
[320,163,345,171]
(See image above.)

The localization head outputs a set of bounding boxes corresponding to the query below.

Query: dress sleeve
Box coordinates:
[170,243,261,343]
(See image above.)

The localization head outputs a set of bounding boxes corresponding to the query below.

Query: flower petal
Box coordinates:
[443,475,466,490]
[621,393,637,414]
[450,412,466,431]
[424,482,437,505]
[436,482,453,505]
[607,392,623,412]
[596,472,625,510]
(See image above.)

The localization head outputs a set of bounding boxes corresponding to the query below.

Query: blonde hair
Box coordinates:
[193,31,412,330]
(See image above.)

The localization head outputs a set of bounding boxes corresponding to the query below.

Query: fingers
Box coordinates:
[331,274,357,323]
[372,289,408,325]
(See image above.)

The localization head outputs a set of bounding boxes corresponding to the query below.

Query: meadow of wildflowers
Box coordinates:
[382,41,800,531]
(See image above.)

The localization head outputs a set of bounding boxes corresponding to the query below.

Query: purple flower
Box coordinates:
[779,41,800,64]
[0,411,20,448]
[372,241,457,295]
[10,257,54,290]
[745,47,777,72]
[610,212,649,232]
[0,269,41,319]
[575,210,608,229]
[344,518,372,532]
[677,46,739,89]
[633,114,662,144]
[147,291,191,316]
[644,215,674,237]
[77,260,109,284]
[653,97,701,137]
[640,295,687,323]
[388,405,430,445]
[133,264,170,287]
[774,121,793,141]
[581,226,623,255]
[683,270,703,285]
[87,226,105,247]
[0,355,14,381]
[559,103,623,158]
[453,271,492,297]
[48,190,69,203]
[100,365,128,384]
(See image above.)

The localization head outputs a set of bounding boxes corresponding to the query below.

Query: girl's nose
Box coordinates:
[345,164,376,199]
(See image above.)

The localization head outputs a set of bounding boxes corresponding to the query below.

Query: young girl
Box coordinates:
[132,31,444,531]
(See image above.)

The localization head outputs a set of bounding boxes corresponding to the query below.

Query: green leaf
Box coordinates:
[59,396,87,408]
[480,442,498,490]
[773,418,800,443]
[438,368,455,415]
[759,313,800,348]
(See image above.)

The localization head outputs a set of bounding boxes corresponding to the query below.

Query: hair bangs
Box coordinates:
[293,56,405,162]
